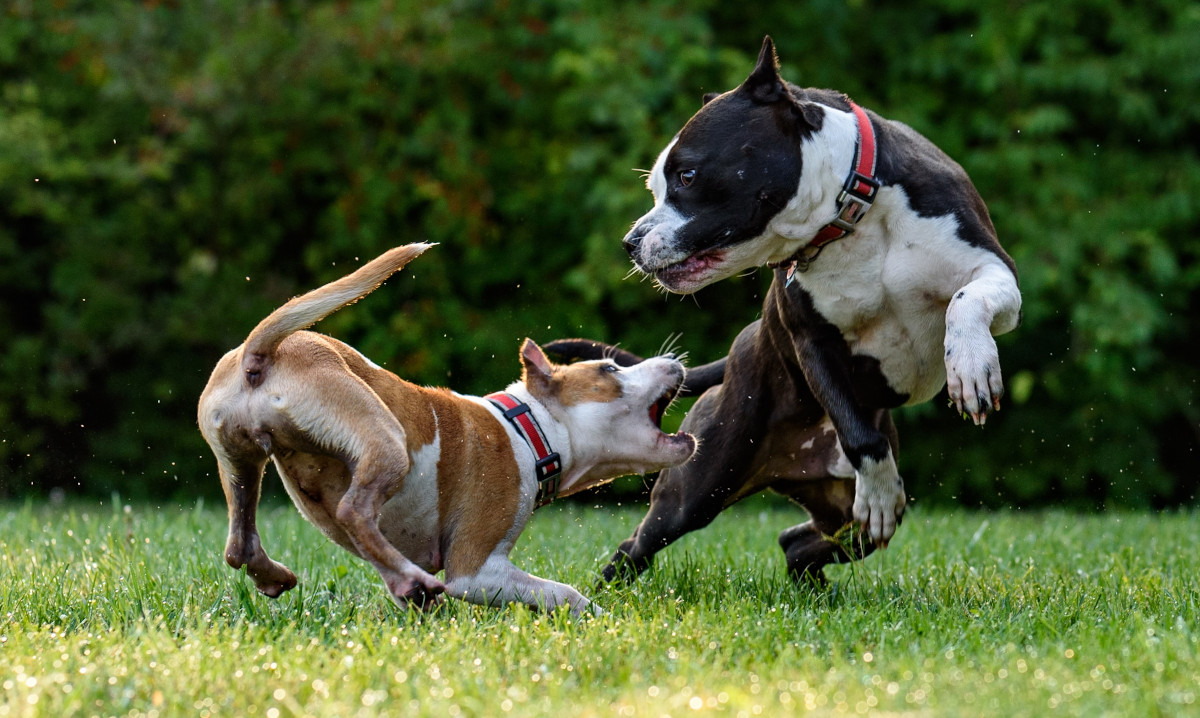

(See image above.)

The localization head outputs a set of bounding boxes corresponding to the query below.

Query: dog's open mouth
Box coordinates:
[648,388,674,428]
[654,250,726,290]
[647,376,694,450]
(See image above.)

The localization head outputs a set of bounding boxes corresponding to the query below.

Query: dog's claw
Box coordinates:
[945,329,1005,428]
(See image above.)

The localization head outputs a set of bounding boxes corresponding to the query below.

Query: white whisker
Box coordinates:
[656,332,684,359]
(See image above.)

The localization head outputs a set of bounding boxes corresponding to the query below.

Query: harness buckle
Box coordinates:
[534,453,562,506]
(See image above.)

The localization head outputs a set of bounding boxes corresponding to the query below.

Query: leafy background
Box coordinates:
[1,0,1197,508]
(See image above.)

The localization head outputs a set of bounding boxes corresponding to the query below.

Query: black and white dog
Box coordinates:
[547,37,1020,584]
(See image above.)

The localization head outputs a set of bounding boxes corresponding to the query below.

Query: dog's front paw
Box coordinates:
[852,456,906,547]
[597,546,651,588]
[944,328,1004,425]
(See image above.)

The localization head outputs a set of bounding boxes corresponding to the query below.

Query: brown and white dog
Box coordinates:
[198,244,696,615]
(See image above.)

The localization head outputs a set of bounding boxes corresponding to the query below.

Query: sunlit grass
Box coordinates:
[1,497,1198,716]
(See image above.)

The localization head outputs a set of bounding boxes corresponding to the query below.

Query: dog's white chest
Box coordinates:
[796,191,989,404]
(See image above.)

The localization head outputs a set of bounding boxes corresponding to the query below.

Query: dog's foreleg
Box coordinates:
[789,331,905,547]
[944,264,1022,425]
[217,450,298,598]
[445,555,599,617]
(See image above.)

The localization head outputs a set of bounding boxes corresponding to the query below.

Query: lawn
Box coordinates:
[1,496,1197,717]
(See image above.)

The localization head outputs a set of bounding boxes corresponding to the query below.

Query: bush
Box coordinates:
[1,0,1196,508]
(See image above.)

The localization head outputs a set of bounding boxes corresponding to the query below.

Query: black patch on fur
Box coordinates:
[868,108,1019,277]
[628,92,811,259]
[769,278,907,465]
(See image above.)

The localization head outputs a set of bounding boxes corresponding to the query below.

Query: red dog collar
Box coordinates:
[777,101,880,282]
[485,392,562,508]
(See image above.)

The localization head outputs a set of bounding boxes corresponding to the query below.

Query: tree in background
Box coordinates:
[1,0,1196,508]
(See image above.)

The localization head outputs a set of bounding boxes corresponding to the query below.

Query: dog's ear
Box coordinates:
[740,36,821,132]
[742,36,786,104]
[701,92,720,106]
[520,338,556,394]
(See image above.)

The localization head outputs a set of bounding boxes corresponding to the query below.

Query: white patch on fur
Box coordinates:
[766,106,860,258]
[819,416,856,479]
[790,185,1020,405]
[378,418,442,570]
[633,138,691,270]
[944,263,1023,423]
[348,345,383,371]
[634,204,691,274]
[646,136,676,202]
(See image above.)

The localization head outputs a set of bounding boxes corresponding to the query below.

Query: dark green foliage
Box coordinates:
[1,1,1196,506]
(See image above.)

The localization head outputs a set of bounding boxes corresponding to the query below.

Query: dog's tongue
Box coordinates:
[649,393,673,428]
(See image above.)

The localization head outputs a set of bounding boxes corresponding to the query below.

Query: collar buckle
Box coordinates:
[830,171,880,234]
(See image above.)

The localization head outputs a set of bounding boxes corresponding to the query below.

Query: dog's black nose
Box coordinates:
[622,228,643,257]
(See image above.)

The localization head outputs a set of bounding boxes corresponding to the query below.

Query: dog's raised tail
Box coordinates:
[241,243,433,385]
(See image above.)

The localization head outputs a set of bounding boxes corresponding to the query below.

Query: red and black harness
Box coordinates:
[485,392,562,508]
[771,101,880,283]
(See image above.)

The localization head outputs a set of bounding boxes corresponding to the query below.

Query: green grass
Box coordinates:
[1,497,1198,717]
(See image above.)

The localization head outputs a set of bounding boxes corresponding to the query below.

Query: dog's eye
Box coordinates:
[679,169,696,187]
[601,364,620,374]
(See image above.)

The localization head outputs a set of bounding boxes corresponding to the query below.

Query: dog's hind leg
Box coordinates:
[777,490,876,586]
[776,410,897,584]
[217,448,298,598]
[336,460,446,609]
[282,368,446,608]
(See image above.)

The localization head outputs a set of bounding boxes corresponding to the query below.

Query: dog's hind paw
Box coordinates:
[231,546,297,598]
[254,572,298,598]
[388,572,447,610]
